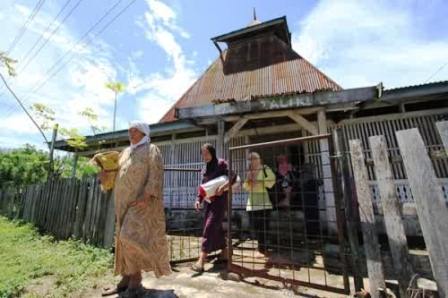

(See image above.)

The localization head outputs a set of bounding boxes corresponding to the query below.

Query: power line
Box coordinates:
[0,0,47,98]
[19,0,85,74]
[0,0,83,102]
[19,0,73,72]
[30,0,137,95]
[29,0,125,94]
[7,0,46,54]
[2,0,137,120]
[424,61,448,83]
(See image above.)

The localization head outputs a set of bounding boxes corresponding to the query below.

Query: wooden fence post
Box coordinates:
[349,139,386,297]
[369,135,413,297]
[436,121,448,152]
[103,192,115,248]
[396,128,448,297]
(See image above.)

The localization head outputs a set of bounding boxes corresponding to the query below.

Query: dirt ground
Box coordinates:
[82,261,366,298]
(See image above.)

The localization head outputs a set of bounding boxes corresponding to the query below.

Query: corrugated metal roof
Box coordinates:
[384,80,448,92]
[160,20,342,123]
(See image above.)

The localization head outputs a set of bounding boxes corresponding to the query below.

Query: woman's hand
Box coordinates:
[216,181,229,196]
[129,200,148,209]
[98,170,107,183]
[215,185,225,196]
[194,200,202,212]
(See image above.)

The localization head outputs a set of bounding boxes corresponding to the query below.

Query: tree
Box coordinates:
[105,81,125,131]
[0,145,48,189]
[30,103,55,131]
[79,107,106,135]
[0,145,99,189]
[0,52,17,76]
[30,103,89,151]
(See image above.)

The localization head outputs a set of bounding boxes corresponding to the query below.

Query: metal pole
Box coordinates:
[227,148,233,270]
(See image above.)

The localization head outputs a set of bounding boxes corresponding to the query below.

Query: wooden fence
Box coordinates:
[348,121,448,298]
[0,177,115,248]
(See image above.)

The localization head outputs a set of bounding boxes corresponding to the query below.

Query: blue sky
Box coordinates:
[0,0,448,150]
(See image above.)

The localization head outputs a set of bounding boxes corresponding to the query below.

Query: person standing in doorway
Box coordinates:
[244,152,276,258]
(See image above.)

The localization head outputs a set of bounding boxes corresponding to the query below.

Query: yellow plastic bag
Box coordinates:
[90,151,120,192]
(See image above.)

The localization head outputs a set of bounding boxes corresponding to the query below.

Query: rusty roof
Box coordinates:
[160,18,342,123]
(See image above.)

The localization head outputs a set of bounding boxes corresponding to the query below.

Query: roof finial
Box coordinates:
[247,8,261,27]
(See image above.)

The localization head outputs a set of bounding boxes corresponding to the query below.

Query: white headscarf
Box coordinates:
[129,121,150,151]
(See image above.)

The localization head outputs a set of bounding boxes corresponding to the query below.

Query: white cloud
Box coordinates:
[292,0,448,88]
[0,0,122,148]
[130,0,197,123]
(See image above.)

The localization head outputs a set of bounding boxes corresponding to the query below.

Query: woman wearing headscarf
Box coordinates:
[191,143,235,272]
[102,121,171,297]
[243,152,276,257]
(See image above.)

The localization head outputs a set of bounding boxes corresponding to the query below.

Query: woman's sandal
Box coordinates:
[191,263,204,273]
[101,285,128,296]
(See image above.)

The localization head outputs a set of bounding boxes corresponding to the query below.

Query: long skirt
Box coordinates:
[201,195,227,253]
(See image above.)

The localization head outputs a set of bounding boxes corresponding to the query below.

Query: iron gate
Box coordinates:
[227,134,351,294]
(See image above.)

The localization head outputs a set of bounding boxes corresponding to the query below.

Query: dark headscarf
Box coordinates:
[202,143,218,174]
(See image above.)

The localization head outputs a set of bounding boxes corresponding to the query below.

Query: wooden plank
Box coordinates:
[369,135,414,297]
[288,111,319,135]
[224,118,248,143]
[63,179,75,238]
[58,180,68,238]
[55,180,64,237]
[69,180,80,238]
[93,186,103,245]
[82,179,92,241]
[84,179,96,242]
[103,192,115,248]
[52,180,61,236]
[92,179,101,243]
[22,188,30,221]
[177,86,378,119]
[45,179,55,232]
[436,121,448,153]
[73,179,87,239]
[332,129,364,291]
[98,192,109,247]
[63,180,73,238]
[30,185,38,223]
[349,139,386,297]
[396,128,448,297]
[435,120,448,180]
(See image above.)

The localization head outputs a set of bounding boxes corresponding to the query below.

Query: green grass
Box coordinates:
[0,216,113,298]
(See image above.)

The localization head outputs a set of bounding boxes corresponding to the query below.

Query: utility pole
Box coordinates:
[48,123,58,179]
